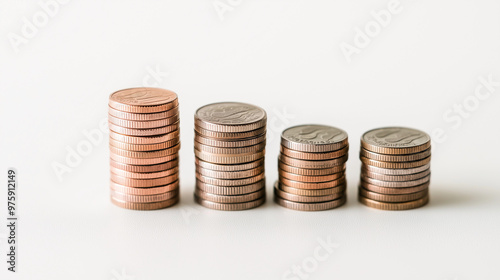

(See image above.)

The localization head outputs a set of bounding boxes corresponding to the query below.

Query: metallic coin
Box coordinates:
[274,195,346,211]
[111,189,179,203]
[195,126,266,140]
[274,184,343,203]
[110,158,178,173]
[195,188,265,204]
[196,165,264,179]
[109,121,179,137]
[279,183,346,196]
[194,142,265,154]
[361,168,430,182]
[111,173,178,188]
[361,174,430,188]
[279,154,348,169]
[109,130,180,144]
[195,150,265,164]
[280,176,345,190]
[361,127,431,155]
[110,153,177,165]
[278,161,345,176]
[109,137,179,152]
[195,102,267,133]
[195,133,266,148]
[110,181,179,196]
[195,158,264,172]
[359,187,428,203]
[196,180,265,195]
[359,195,429,210]
[196,172,265,187]
[281,125,348,153]
[108,105,179,121]
[360,148,431,162]
[194,195,266,211]
[361,163,431,176]
[110,166,178,179]
[360,181,430,195]
[360,156,431,169]
[108,114,179,129]
[280,145,349,160]
[279,169,345,183]
[109,88,178,113]
[110,144,180,159]
[111,196,179,210]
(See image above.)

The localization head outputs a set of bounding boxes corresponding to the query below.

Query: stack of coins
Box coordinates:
[274,125,349,211]
[358,127,431,210]
[108,88,181,210]
[194,102,267,211]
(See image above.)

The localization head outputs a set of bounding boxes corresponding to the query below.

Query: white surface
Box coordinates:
[1,0,500,279]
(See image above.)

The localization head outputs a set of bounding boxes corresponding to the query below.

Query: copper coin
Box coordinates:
[361,163,431,175]
[361,127,431,155]
[279,169,345,183]
[108,114,179,129]
[111,173,178,188]
[195,126,266,140]
[109,88,178,113]
[109,158,178,173]
[194,188,265,204]
[110,166,178,179]
[196,179,265,195]
[278,161,345,176]
[361,168,430,182]
[360,156,431,169]
[196,172,265,187]
[359,195,429,210]
[110,153,177,165]
[280,145,349,160]
[279,154,348,169]
[196,165,264,179]
[361,174,430,188]
[111,189,179,203]
[194,142,265,155]
[360,181,430,195]
[195,195,266,211]
[109,121,180,136]
[109,130,180,144]
[360,148,431,162]
[195,150,265,164]
[279,183,346,196]
[280,176,346,190]
[274,184,343,203]
[111,196,179,210]
[110,144,180,158]
[195,133,266,148]
[281,125,348,153]
[195,102,267,133]
[110,181,179,195]
[195,158,264,172]
[109,137,179,151]
[359,187,428,203]
[108,105,179,121]
[274,196,346,211]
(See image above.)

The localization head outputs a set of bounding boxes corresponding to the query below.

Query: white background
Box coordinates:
[1,0,500,279]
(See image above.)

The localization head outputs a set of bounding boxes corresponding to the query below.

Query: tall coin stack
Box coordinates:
[108,88,181,210]
[274,125,349,211]
[358,127,431,210]
[194,102,267,211]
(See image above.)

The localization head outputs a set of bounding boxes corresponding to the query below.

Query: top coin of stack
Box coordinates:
[358,127,431,210]
[274,125,349,211]
[194,102,267,211]
[108,88,181,210]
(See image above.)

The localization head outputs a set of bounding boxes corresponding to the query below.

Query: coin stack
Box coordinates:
[194,102,267,211]
[274,125,349,211]
[108,88,181,210]
[358,127,431,210]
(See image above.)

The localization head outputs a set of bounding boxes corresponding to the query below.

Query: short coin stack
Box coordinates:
[359,127,431,210]
[108,88,181,210]
[274,125,349,211]
[194,102,267,211]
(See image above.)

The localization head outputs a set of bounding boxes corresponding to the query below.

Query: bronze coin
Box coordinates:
[195,172,265,187]
[361,127,431,155]
[109,144,180,158]
[278,161,345,176]
[194,188,265,204]
[108,105,179,121]
[361,163,431,175]
[281,125,348,153]
[196,165,265,179]
[108,114,179,129]
[195,149,265,164]
[195,102,267,133]
[111,196,179,210]
[195,158,264,172]
[110,181,179,196]
[109,158,178,173]
[279,169,345,183]
[361,168,430,182]
[360,181,430,195]
[194,142,265,154]
[274,185,343,203]
[280,176,346,190]
[195,179,265,195]
[195,133,266,148]
[109,137,179,151]
[359,187,428,203]
[109,129,180,144]
[194,126,266,140]
[279,182,346,196]
[111,189,179,203]
[360,148,431,162]
[360,156,431,169]
[279,154,348,169]
[280,145,349,160]
[109,88,178,113]
[110,152,177,165]
[358,195,429,210]
[361,174,430,188]
[274,195,346,211]
[109,121,179,137]
[194,195,266,211]
[110,166,178,179]
[110,173,178,188]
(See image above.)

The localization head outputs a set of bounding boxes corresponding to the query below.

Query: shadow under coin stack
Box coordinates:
[108,88,181,210]
[194,102,267,211]
[359,127,431,210]
[274,125,349,211]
